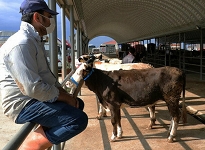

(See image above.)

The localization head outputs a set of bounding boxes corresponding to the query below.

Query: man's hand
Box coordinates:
[65,94,79,108]
[57,87,79,108]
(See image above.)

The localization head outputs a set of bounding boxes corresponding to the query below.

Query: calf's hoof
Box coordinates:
[167,135,175,143]
[103,113,108,117]
[117,135,122,139]
[167,138,174,143]
[96,115,103,120]
[146,124,153,129]
[117,131,123,139]
[110,138,116,142]
[110,134,117,142]
[147,120,156,129]
[146,126,152,130]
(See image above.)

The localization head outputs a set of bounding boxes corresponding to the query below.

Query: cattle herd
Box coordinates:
[66,54,187,143]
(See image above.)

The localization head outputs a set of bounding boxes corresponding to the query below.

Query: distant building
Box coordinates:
[102,40,118,51]
[88,44,96,53]
[0,31,16,47]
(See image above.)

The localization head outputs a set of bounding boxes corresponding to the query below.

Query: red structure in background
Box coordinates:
[103,40,117,45]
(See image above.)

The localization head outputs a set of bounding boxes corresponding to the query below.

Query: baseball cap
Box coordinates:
[20,0,59,15]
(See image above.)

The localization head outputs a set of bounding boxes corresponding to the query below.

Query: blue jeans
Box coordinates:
[15,98,88,144]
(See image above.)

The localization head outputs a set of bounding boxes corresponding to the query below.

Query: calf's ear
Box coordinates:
[86,56,96,66]
[78,57,84,62]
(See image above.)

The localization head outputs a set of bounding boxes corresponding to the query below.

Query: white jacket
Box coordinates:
[0,21,59,121]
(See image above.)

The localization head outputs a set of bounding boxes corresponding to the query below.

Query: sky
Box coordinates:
[0,0,113,47]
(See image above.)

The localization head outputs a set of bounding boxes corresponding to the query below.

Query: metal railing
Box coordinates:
[144,50,205,80]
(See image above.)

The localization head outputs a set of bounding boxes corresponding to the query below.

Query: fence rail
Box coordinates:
[144,50,205,80]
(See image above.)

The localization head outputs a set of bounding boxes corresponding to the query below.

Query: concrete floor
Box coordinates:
[0,66,205,150]
[63,85,205,150]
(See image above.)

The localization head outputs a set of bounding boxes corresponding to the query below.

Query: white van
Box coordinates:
[92,48,100,54]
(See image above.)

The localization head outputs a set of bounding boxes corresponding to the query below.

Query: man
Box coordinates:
[0,0,88,149]
[122,47,136,64]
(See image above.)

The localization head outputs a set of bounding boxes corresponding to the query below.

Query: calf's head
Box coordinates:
[78,53,102,63]
[66,56,95,88]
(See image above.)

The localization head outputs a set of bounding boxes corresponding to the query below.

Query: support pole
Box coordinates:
[76,22,80,59]
[179,33,181,69]
[70,5,75,71]
[80,30,83,56]
[183,33,186,70]
[61,4,66,80]
[200,28,203,80]
[48,0,58,77]
[164,36,167,66]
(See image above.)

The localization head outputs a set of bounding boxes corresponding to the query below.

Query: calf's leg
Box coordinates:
[167,117,179,143]
[147,105,156,129]
[116,109,123,139]
[110,107,122,142]
[97,103,107,120]
[166,100,180,143]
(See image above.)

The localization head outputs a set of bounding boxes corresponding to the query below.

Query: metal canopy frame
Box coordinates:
[57,0,205,44]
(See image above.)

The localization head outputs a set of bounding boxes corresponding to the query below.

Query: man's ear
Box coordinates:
[33,12,40,23]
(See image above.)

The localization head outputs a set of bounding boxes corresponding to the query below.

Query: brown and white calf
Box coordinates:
[66,57,153,119]
[92,62,153,119]
[69,60,187,143]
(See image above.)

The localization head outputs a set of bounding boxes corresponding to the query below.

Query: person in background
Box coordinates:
[122,47,136,63]
[0,0,88,149]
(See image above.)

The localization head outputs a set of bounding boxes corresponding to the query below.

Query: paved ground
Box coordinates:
[0,61,205,149]
[63,85,205,150]
[184,73,205,122]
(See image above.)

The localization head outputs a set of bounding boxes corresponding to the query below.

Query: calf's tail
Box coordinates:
[181,72,187,124]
